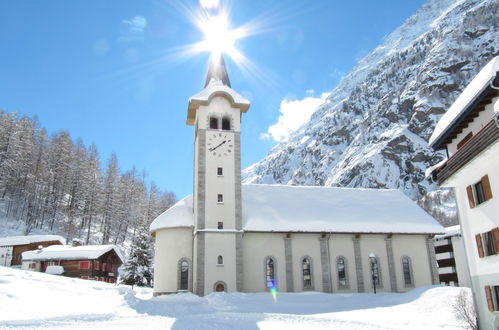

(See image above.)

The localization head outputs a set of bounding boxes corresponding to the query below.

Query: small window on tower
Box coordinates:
[217,167,223,176]
[222,117,231,130]
[218,222,223,229]
[210,117,218,129]
[217,194,223,203]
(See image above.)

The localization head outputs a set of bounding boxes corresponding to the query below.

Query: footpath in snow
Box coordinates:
[0,266,466,329]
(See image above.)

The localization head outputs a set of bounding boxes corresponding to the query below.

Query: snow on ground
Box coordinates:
[0,266,465,329]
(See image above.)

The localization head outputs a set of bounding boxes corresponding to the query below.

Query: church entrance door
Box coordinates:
[215,283,225,292]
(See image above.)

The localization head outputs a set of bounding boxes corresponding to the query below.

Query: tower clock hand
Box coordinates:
[209,140,226,152]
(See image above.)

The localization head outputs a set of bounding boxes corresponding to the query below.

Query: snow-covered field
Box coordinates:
[0,266,466,329]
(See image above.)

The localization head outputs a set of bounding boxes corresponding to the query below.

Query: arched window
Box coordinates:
[217,255,223,265]
[369,256,381,286]
[178,258,191,291]
[222,117,231,130]
[210,117,218,129]
[265,257,276,289]
[302,257,312,289]
[337,256,348,288]
[402,256,413,287]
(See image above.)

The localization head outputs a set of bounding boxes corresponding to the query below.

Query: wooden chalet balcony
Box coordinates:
[436,119,499,185]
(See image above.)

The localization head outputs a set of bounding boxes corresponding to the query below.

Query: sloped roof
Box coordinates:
[22,245,124,263]
[429,56,499,148]
[0,235,66,247]
[150,184,444,234]
[204,54,231,88]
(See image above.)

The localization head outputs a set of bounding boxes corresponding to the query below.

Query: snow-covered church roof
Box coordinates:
[0,235,66,247]
[22,244,124,263]
[150,184,444,234]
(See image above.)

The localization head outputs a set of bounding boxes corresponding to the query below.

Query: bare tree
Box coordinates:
[452,290,478,330]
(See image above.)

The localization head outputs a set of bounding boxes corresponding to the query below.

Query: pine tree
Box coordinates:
[120,221,154,288]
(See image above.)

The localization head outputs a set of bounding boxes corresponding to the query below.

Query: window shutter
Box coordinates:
[475,234,484,258]
[466,185,475,208]
[485,286,494,312]
[482,175,493,201]
[492,228,499,254]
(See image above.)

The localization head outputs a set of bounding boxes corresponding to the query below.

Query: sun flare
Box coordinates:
[194,12,246,59]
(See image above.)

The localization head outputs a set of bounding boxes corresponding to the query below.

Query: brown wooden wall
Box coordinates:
[11,240,62,266]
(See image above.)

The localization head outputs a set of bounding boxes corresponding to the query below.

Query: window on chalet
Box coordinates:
[95,261,100,270]
[217,167,223,176]
[222,117,231,130]
[210,117,218,129]
[485,286,499,312]
[217,194,223,203]
[466,175,493,208]
[81,276,89,280]
[29,262,36,269]
[475,228,499,258]
[217,255,223,265]
[79,261,90,269]
[217,222,223,230]
[48,261,59,266]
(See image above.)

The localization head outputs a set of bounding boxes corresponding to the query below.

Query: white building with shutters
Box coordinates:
[150,54,444,297]
[428,56,499,330]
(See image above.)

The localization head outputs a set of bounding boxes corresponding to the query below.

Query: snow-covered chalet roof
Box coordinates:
[186,79,250,125]
[435,225,461,240]
[0,235,66,247]
[22,244,124,263]
[150,184,444,234]
[429,56,499,148]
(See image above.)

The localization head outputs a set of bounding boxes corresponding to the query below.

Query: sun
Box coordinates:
[194,12,246,59]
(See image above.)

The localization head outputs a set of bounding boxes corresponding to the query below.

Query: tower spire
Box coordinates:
[204,53,231,88]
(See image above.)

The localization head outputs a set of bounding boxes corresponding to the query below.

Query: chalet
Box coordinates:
[21,245,124,283]
[434,225,471,287]
[428,56,499,329]
[0,235,65,267]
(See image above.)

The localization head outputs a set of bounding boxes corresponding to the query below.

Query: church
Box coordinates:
[150,55,444,296]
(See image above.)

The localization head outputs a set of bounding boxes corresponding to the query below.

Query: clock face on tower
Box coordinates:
[208,132,233,158]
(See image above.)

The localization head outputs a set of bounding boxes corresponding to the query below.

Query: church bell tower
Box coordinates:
[186,54,250,295]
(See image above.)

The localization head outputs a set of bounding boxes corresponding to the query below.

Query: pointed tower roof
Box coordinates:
[204,54,231,88]
[186,53,249,126]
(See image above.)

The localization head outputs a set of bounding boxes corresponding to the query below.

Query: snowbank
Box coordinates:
[0,266,466,329]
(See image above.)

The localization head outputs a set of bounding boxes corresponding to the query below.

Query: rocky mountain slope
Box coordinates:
[243,0,498,225]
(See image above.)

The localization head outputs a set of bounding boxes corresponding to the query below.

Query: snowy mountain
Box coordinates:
[243,0,498,224]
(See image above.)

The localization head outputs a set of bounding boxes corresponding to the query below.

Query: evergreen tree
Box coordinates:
[120,222,154,288]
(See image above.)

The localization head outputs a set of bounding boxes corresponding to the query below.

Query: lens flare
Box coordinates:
[268,281,278,303]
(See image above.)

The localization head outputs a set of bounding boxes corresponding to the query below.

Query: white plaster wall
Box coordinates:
[153,227,193,294]
[330,234,358,292]
[451,235,472,287]
[443,140,499,277]
[242,232,286,292]
[447,99,497,156]
[203,232,238,293]
[392,235,433,291]
[288,233,323,292]
[204,129,236,230]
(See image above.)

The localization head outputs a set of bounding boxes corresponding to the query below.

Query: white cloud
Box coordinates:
[262,92,329,142]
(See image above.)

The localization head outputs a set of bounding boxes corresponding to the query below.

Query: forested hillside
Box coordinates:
[0,110,176,246]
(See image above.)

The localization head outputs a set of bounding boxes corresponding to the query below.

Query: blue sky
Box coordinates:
[0,0,425,198]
